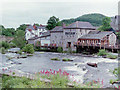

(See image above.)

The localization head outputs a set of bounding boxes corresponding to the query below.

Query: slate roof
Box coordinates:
[41,31,50,37]
[28,31,50,40]
[50,26,63,32]
[79,31,114,40]
[28,36,39,40]
[26,24,46,30]
[64,21,96,29]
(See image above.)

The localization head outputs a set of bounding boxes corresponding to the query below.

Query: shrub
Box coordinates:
[72,51,76,53]
[107,54,118,59]
[12,72,15,75]
[0,41,10,49]
[68,47,72,53]
[57,47,63,53]
[34,46,41,51]
[1,47,6,54]
[17,50,22,55]
[110,79,117,84]
[62,58,70,61]
[62,58,73,61]
[51,58,60,61]
[10,43,16,48]
[97,49,107,56]
[22,44,34,54]
[63,51,67,53]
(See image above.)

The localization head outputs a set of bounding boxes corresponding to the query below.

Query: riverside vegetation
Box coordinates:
[2,69,102,88]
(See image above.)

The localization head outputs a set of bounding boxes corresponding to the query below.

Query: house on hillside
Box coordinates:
[25,24,47,40]
[78,31,116,47]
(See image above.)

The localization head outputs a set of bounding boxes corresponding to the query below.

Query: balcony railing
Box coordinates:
[73,42,119,49]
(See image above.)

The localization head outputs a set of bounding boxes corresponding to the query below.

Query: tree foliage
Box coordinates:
[12,30,26,49]
[0,25,16,37]
[0,41,10,49]
[61,13,106,26]
[16,24,27,31]
[46,16,61,30]
[22,44,34,54]
[57,47,63,53]
[98,17,112,31]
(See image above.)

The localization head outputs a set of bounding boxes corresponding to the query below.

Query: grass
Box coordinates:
[107,54,118,59]
[2,74,47,88]
[62,58,73,61]
[51,58,60,61]
[97,49,107,56]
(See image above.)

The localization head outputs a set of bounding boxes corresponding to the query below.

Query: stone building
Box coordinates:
[63,21,96,51]
[50,26,64,47]
[50,21,96,51]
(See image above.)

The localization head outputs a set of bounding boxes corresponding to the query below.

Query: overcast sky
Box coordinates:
[0,0,119,28]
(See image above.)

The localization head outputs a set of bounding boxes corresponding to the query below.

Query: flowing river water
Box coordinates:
[0,51,118,88]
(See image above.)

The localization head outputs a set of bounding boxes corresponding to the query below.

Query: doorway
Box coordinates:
[68,42,71,48]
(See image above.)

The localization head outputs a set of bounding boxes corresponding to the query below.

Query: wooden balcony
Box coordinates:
[74,42,119,50]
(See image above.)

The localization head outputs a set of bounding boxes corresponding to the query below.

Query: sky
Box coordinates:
[0,0,119,28]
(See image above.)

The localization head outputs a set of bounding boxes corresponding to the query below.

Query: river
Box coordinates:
[0,52,118,88]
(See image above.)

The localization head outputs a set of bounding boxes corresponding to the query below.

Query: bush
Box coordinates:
[22,44,34,54]
[0,41,10,49]
[34,46,41,51]
[107,54,118,59]
[63,51,67,53]
[51,58,60,61]
[57,47,63,53]
[72,51,76,53]
[97,49,107,56]
[62,58,71,61]
[1,47,6,54]
[17,50,22,55]
[10,43,16,48]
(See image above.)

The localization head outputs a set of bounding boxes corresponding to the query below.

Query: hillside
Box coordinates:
[61,13,107,26]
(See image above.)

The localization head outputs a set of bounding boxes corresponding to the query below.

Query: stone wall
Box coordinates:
[50,32,63,47]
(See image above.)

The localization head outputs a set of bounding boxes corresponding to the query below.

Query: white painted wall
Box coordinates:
[109,33,116,46]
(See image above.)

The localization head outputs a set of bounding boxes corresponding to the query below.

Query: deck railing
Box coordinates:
[74,42,119,49]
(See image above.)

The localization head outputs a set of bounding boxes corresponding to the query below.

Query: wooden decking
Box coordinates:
[74,42,119,50]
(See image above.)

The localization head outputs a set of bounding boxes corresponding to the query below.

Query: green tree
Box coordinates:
[0,25,16,37]
[22,44,34,54]
[0,25,5,35]
[2,28,16,37]
[46,16,61,30]
[98,17,112,31]
[17,24,27,31]
[57,47,63,53]
[12,30,26,49]
[34,23,39,26]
